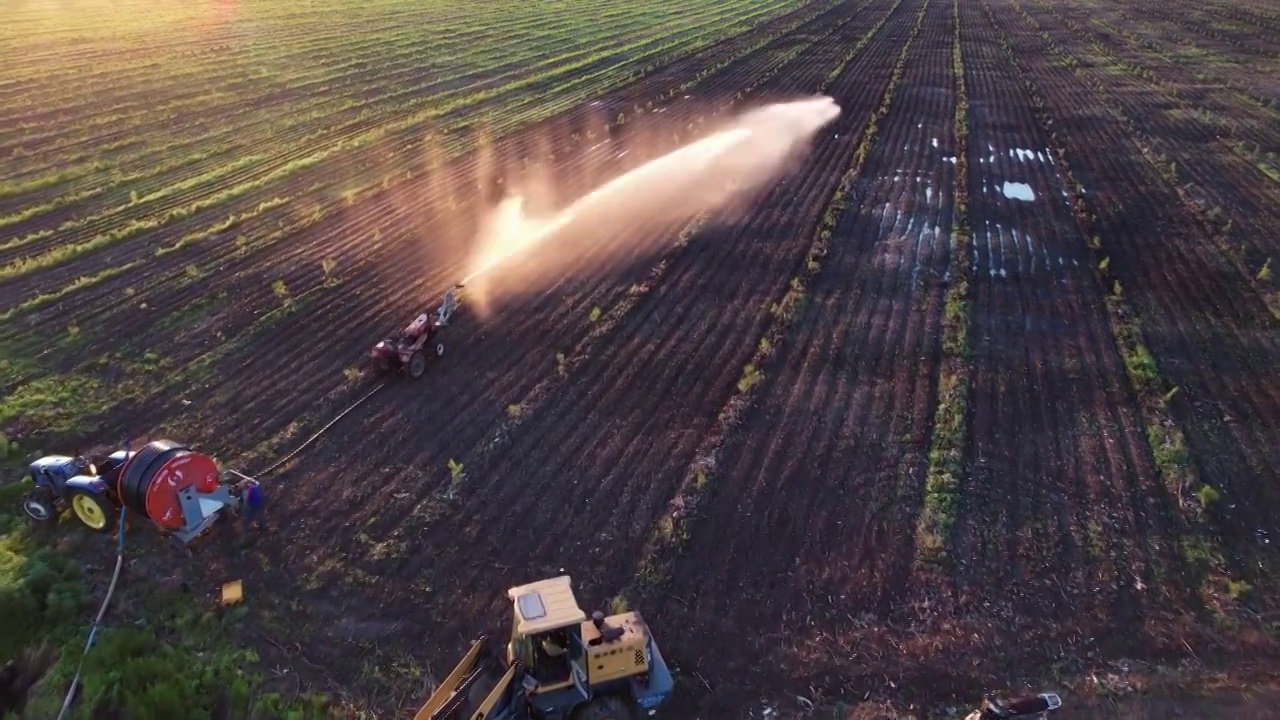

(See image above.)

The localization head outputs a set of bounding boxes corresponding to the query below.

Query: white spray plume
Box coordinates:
[461,95,841,316]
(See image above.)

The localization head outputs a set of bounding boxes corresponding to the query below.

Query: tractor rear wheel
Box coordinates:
[70,492,115,532]
[21,491,54,523]
[408,350,427,379]
[572,695,633,720]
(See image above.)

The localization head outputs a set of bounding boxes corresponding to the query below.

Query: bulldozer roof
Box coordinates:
[507,575,587,636]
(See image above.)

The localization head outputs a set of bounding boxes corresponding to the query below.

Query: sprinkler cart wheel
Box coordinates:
[21,490,55,523]
[408,350,427,379]
[70,491,115,532]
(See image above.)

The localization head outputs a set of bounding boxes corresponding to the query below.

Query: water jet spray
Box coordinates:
[459,95,841,317]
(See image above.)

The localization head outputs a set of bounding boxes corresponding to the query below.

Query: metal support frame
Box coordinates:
[172,484,238,545]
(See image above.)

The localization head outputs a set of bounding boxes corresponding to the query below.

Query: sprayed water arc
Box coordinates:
[458,95,842,317]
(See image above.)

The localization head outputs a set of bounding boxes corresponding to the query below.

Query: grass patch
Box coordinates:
[0,474,328,718]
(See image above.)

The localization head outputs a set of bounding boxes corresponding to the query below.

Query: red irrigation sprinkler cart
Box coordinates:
[369,284,462,380]
[21,439,261,547]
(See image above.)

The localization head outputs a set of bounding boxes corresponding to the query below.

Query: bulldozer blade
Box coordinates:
[415,636,488,720]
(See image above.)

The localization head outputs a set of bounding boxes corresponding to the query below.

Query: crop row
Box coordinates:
[0,0,844,350]
[0,0,798,224]
[978,0,1252,610]
[450,5,877,481]
[0,0,744,118]
[0,0,758,162]
[914,0,972,569]
[1125,0,1280,61]
[0,0,850,442]
[617,0,931,607]
[631,0,967,701]
[0,0,821,296]
[244,0,879,525]
[1020,0,1280,318]
[248,0,901,611]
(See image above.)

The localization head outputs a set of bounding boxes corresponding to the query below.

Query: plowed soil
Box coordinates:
[3,0,1278,716]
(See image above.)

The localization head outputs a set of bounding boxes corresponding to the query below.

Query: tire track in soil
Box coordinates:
[954,0,1179,658]
[3,0,842,339]
[986,0,1280,596]
[640,0,946,708]
[312,0,917,663]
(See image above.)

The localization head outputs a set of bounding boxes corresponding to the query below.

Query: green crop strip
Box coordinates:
[0,0,845,456]
[979,0,1244,610]
[0,0,843,328]
[915,0,972,569]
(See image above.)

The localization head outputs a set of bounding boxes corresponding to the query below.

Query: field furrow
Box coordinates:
[209,0,872,499]
[4,0,1279,716]
[635,0,948,702]
[1119,0,1280,68]
[0,0,837,334]
[1022,0,1280,296]
[983,0,1280,611]
[4,0,855,446]
[0,0,817,290]
[954,0,1185,649]
[348,0,920,650]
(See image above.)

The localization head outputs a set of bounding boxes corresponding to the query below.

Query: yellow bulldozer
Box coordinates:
[415,575,674,720]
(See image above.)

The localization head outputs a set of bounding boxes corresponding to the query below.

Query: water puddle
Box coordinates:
[1001,181,1036,201]
[994,222,1007,278]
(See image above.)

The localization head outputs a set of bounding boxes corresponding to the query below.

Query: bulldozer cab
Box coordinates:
[507,576,589,696]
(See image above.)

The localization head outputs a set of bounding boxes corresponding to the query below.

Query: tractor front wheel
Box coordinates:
[70,492,116,532]
[21,491,55,523]
[408,350,427,379]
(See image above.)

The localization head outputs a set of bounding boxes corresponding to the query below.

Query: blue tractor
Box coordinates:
[21,450,133,532]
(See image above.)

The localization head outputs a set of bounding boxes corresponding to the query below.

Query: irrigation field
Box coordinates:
[2,0,1279,715]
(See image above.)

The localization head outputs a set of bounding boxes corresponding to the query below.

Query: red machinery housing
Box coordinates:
[115,439,255,545]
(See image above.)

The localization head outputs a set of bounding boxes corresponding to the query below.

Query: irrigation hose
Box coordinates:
[251,379,388,478]
[55,507,127,720]
[250,284,463,478]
